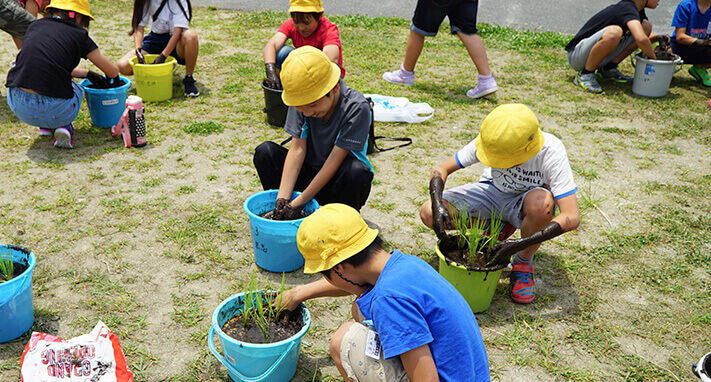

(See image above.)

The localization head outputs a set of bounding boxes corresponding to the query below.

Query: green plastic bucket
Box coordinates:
[208,292,311,382]
[435,243,503,313]
[0,244,36,343]
[129,54,176,102]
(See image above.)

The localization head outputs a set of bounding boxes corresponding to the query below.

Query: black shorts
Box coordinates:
[411,0,479,37]
[671,40,711,65]
[141,32,186,65]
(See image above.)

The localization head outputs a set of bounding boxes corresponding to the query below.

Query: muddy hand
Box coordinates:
[429,172,455,247]
[276,288,302,312]
[135,49,145,64]
[153,52,167,65]
[484,221,564,268]
[86,70,110,88]
[280,203,304,221]
[656,35,671,52]
[272,197,290,219]
[264,63,282,90]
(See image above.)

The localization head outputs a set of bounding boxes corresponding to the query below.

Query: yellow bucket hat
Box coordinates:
[289,0,324,13]
[280,46,341,106]
[474,104,544,169]
[297,204,379,274]
[47,0,93,20]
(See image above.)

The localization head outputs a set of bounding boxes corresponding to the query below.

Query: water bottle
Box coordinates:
[126,95,147,147]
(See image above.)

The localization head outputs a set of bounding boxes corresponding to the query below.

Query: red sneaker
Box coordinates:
[510,263,535,304]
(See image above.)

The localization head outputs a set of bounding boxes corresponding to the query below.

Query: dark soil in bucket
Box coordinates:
[439,236,497,270]
[640,52,677,61]
[0,261,28,283]
[86,79,127,89]
[259,209,309,220]
[221,305,304,344]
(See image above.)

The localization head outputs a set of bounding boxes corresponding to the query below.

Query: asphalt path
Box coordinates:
[191,0,679,35]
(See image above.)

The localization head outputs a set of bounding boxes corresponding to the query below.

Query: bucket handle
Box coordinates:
[208,325,296,382]
[674,59,684,73]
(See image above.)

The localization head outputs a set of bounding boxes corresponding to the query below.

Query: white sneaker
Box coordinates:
[466,74,498,99]
[383,64,415,86]
[53,126,74,149]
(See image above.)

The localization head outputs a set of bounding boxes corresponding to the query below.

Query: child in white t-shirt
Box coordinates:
[117,0,200,97]
[420,104,580,305]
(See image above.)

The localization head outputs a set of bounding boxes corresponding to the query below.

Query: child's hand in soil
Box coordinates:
[275,287,303,312]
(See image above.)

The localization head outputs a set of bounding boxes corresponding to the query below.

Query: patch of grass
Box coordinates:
[183,121,225,136]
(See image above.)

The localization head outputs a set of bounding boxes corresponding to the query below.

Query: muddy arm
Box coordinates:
[484,221,564,268]
[429,171,457,250]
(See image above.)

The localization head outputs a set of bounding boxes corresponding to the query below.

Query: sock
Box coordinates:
[400,63,414,75]
[512,252,532,264]
[184,74,194,80]
[581,69,594,75]
[602,62,618,71]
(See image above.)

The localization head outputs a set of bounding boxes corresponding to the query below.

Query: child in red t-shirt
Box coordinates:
[263,0,343,90]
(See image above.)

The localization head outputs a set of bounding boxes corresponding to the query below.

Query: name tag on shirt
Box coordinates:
[365,328,381,360]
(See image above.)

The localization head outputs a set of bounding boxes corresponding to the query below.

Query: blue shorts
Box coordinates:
[411,0,479,37]
[7,82,83,129]
[141,32,186,65]
[442,181,554,229]
[671,41,711,65]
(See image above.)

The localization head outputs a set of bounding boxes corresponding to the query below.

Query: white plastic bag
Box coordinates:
[21,321,134,382]
[363,94,434,123]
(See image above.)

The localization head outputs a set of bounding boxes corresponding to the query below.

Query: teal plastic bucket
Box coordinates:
[0,244,36,343]
[208,292,311,382]
[243,190,319,272]
[78,76,132,128]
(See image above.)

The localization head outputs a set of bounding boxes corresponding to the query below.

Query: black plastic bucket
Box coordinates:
[261,80,288,127]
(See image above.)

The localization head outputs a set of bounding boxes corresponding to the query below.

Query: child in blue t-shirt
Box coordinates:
[278,204,491,381]
[671,0,711,86]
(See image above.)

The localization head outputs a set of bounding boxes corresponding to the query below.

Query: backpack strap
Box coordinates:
[152,0,170,22]
[365,97,412,154]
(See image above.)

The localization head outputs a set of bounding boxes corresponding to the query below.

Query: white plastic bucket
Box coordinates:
[631,53,683,98]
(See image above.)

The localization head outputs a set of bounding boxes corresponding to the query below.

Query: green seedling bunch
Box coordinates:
[450,204,506,267]
[0,248,13,283]
[242,271,287,343]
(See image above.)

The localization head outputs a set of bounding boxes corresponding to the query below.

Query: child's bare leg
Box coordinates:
[177,30,199,76]
[518,190,555,260]
[403,29,425,72]
[584,26,623,71]
[117,49,139,76]
[457,32,491,76]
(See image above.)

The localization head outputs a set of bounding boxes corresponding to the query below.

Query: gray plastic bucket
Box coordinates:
[631,53,683,98]
[261,80,288,127]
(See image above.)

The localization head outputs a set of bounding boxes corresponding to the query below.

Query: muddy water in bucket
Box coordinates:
[261,80,288,127]
[631,52,683,98]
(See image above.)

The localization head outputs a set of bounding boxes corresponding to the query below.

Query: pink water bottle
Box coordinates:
[112,96,147,148]
[126,95,146,147]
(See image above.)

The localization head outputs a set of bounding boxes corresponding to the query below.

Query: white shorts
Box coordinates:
[340,323,410,382]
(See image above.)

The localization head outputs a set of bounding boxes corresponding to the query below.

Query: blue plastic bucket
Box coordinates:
[0,244,36,343]
[243,190,319,272]
[208,292,311,382]
[78,76,132,128]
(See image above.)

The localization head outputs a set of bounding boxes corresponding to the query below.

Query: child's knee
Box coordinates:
[642,20,653,35]
[182,29,199,46]
[330,322,355,360]
[523,190,555,221]
[420,201,434,228]
[602,25,624,41]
